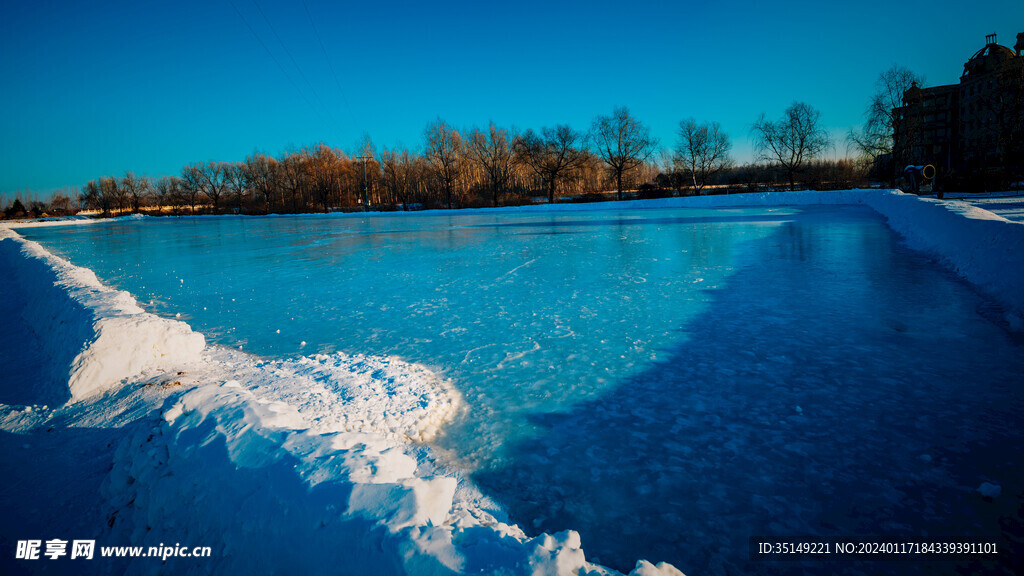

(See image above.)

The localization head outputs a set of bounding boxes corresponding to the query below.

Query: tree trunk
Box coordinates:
[616,172,623,201]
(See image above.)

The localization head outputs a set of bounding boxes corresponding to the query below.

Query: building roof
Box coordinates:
[962,41,1019,79]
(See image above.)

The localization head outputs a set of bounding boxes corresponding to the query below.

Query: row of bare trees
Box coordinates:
[71,104,847,217]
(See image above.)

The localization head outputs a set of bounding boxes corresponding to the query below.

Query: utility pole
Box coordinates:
[356,155,371,207]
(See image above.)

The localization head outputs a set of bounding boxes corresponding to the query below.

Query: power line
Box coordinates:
[227,0,324,126]
[249,0,344,137]
[300,0,360,134]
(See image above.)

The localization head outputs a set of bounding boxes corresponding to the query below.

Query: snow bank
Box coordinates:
[102,379,623,575]
[0,228,205,401]
[861,193,1024,330]
[92,347,668,575]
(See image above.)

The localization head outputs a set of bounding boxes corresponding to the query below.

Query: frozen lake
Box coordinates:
[20,204,1024,574]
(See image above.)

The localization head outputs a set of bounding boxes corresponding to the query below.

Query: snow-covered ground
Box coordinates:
[930,192,1024,223]
[2,189,1022,575]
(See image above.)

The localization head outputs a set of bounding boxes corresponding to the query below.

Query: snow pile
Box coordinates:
[95,353,680,575]
[101,380,634,575]
[250,352,463,442]
[0,228,205,401]
[103,381,453,572]
[107,376,687,575]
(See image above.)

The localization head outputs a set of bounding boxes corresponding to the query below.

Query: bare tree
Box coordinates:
[121,171,150,213]
[675,118,732,194]
[306,144,342,212]
[751,101,831,191]
[153,176,181,212]
[278,151,307,213]
[655,149,681,192]
[590,106,657,200]
[847,65,923,182]
[380,148,419,211]
[424,119,464,208]
[180,165,205,214]
[224,162,251,213]
[49,191,73,214]
[196,161,229,213]
[467,123,516,207]
[99,176,124,214]
[79,180,103,212]
[514,125,585,203]
[244,153,279,212]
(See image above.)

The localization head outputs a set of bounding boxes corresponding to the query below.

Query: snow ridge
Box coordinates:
[0,227,205,401]
[861,192,1024,330]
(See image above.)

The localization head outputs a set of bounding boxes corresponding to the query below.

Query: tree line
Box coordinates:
[5,102,871,219]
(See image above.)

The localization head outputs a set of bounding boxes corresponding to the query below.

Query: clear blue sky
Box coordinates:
[2,0,1022,199]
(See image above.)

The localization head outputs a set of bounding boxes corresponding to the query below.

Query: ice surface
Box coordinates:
[0,227,644,575]
[4,189,1024,575]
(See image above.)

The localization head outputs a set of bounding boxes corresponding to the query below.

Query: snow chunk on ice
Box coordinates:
[214,350,463,442]
[977,482,1002,498]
